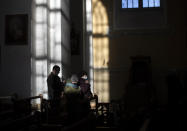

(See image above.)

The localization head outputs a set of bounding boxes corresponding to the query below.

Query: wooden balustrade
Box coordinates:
[0,94,43,130]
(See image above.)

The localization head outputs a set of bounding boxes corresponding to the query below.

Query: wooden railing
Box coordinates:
[0,94,43,130]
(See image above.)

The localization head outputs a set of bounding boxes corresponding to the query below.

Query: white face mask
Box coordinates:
[82,75,87,80]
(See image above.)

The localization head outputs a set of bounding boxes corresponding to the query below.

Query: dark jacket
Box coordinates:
[47,72,63,99]
[79,78,92,99]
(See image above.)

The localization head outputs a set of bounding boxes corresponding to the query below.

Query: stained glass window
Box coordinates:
[155,0,160,7]
[122,0,139,8]
[122,0,160,8]
[143,0,160,8]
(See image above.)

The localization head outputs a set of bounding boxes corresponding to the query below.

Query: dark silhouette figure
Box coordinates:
[47,65,64,109]
[63,74,90,124]
[78,71,93,100]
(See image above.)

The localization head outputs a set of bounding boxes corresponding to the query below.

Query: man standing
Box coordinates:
[47,65,63,100]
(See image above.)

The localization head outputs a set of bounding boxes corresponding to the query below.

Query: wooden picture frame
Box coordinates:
[5,14,28,45]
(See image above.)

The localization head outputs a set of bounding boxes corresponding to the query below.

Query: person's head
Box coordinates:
[79,71,88,80]
[52,65,60,75]
[70,74,79,84]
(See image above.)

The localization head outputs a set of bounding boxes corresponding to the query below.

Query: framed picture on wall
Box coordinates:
[5,14,28,45]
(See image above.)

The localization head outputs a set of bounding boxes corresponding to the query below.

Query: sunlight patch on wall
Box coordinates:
[94,70,109,102]
[35,26,47,57]
[49,12,61,61]
[36,0,47,4]
[93,37,109,68]
[92,0,110,102]
[49,0,61,9]
[31,0,62,101]
[35,60,48,98]
[93,1,109,35]
[85,0,94,93]
[35,7,47,57]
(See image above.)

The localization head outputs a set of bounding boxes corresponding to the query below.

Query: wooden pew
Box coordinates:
[0,95,43,130]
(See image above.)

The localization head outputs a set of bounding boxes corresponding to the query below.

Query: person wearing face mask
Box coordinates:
[78,71,93,100]
[61,74,91,123]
